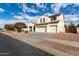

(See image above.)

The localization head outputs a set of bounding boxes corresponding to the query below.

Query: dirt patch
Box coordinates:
[38,40,79,56]
[50,33,79,42]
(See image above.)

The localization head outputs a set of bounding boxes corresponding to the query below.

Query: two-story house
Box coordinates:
[34,14,65,33]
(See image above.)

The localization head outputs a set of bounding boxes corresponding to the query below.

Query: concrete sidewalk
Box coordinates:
[2,32,79,56]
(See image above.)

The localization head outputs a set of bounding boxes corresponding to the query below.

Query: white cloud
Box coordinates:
[0,19,27,28]
[24,14,39,21]
[22,3,38,13]
[0,20,5,24]
[74,3,79,6]
[0,19,11,28]
[51,3,70,14]
[9,12,15,16]
[0,20,6,27]
[35,3,43,8]
[35,3,48,12]
[19,13,39,23]
[54,3,63,13]
[43,12,53,16]
[7,19,27,24]
[35,3,46,8]
[65,14,79,22]
[13,13,39,23]
[13,15,24,20]
[0,8,5,13]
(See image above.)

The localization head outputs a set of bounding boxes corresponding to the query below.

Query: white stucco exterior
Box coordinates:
[35,14,65,33]
[27,23,34,32]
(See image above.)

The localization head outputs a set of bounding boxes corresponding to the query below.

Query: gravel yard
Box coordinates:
[50,33,79,42]
[38,40,79,56]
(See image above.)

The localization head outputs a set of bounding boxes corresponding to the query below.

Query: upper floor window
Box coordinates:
[43,18,45,23]
[54,17,56,20]
[40,18,45,23]
[51,16,56,21]
[40,19,42,23]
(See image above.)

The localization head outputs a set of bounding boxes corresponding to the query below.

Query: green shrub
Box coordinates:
[65,22,77,33]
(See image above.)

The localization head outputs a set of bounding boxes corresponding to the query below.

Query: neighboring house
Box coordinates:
[21,28,28,32]
[27,23,34,32]
[21,23,35,32]
[34,14,65,33]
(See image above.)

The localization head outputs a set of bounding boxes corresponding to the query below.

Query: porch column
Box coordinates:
[32,26,34,32]
[27,25,29,32]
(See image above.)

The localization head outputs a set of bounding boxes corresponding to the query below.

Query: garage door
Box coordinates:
[35,26,46,32]
[48,26,57,33]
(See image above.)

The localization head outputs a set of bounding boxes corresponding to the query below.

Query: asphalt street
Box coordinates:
[0,33,52,56]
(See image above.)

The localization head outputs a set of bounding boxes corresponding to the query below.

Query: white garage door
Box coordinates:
[35,27,46,32]
[48,26,57,33]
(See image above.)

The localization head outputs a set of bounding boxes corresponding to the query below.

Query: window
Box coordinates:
[40,19,42,23]
[40,18,45,23]
[43,18,45,23]
[51,16,56,21]
[54,17,56,20]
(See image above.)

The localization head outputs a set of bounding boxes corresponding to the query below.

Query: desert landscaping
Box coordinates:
[50,33,79,42]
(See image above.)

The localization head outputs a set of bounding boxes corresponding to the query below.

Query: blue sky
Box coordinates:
[0,3,79,28]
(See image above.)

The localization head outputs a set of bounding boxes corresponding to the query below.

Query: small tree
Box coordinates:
[67,22,76,33]
[14,22,27,32]
[77,24,79,27]
[65,25,68,32]
[4,24,15,31]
